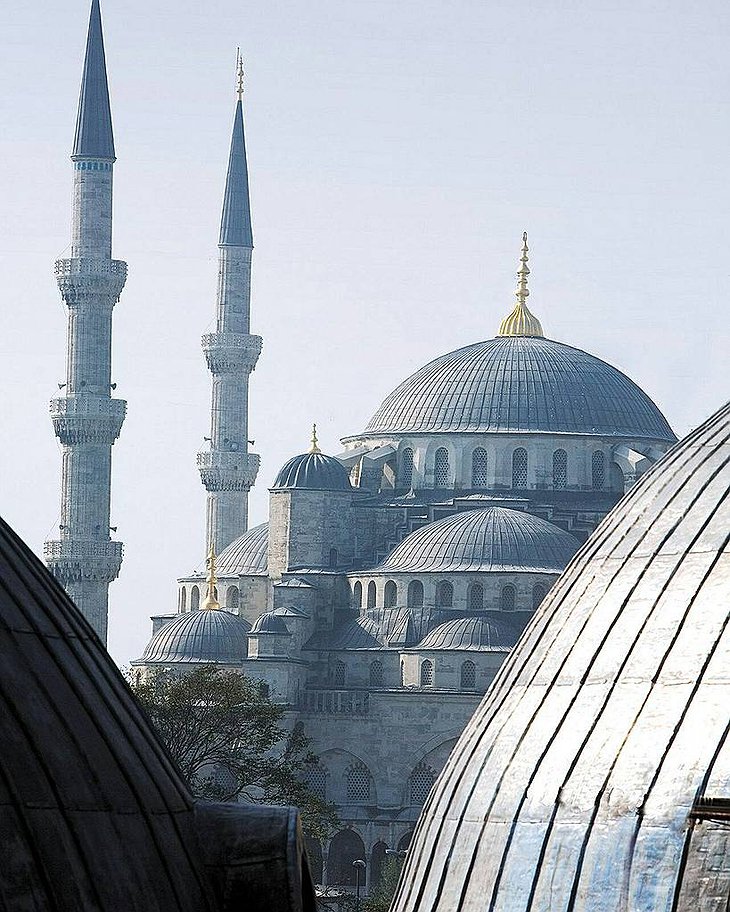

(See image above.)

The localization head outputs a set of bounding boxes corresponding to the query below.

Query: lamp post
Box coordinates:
[352,859,366,912]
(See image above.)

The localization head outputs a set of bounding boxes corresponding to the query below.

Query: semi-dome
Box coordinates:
[360,336,675,440]
[250,612,290,635]
[418,614,521,651]
[139,608,250,665]
[392,399,730,912]
[217,522,268,575]
[377,507,580,574]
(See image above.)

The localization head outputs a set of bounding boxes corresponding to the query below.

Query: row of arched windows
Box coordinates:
[333,660,386,687]
[353,580,548,611]
[306,759,439,809]
[179,584,240,612]
[415,658,478,689]
[397,446,608,490]
[309,829,415,888]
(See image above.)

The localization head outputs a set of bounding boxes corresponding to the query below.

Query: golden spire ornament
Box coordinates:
[200,543,221,611]
[497,231,544,338]
[310,423,321,454]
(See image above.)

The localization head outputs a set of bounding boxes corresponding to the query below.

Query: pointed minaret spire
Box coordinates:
[72,0,115,160]
[497,231,544,338]
[198,54,261,554]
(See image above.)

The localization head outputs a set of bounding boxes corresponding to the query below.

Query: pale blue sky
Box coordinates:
[1,0,728,663]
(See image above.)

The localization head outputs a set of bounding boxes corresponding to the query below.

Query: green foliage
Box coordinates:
[128,664,338,839]
[363,857,404,912]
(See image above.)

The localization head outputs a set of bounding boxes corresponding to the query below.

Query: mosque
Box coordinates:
[45,0,694,900]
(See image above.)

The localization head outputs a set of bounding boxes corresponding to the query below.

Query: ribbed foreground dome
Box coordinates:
[273,451,352,491]
[217,522,268,575]
[418,614,521,651]
[362,336,675,440]
[377,507,579,574]
[392,400,730,912]
[140,609,250,664]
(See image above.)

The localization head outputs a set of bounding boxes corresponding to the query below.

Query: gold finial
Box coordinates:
[201,543,220,611]
[310,422,321,454]
[497,231,544,338]
[236,48,245,100]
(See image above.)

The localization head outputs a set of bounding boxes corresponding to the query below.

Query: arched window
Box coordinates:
[371,841,389,891]
[434,448,450,488]
[190,585,200,611]
[400,660,405,686]
[346,762,372,802]
[305,836,324,885]
[471,447,488,487]
[512,448,528,488]
[334,661,346,686]
[501,584,516,611]
[328,830,367,886]
[436,581,453,608]
[420,660,433,686]
[553,449,568,489]
[460,660,476,690]
[353,581,363,608]
[592,450,606,489]
[408,580,424,608]
[306,763,328,800]
[367,581,377,610]
[179,586,186,612]
[532,583,547,610]
[370,661,384,687]
[329,548,338,568]
[409,763,437,804]
[469,583,484,610]
[398,831,414,852]
[399,448,414,489]
[226,586,239,611]
[384,580,397,607]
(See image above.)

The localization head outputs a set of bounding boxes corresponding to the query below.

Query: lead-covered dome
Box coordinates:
[361,336,675,440]
[138,609,251,665]
[418,614,521,651]
[273,451,352,491]
[377,507,580,574]
[392,400,730,912]
[217,522,268,575]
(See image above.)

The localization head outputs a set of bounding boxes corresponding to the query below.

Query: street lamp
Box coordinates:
[352,859,366,912]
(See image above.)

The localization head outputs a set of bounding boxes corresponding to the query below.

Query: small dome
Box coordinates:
[251,612,290,635]
[418,614,521,651]
[140,609,250,665]
[272,450,352,491]
[217,522,268,575]
[377,507,580,574]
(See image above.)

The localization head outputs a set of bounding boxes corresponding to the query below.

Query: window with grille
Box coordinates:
[420,660,433,686]
[592,451,606,489]
[179,587,187,612]
[400,448,414,489]
[501,585,516,611]
[409,763,436,805]
[306,764,328,800]
[346,762,372,802]
[370,661,384,687]
[367,581,377,609]
[532,583,546,610]
[329,548,338,567]
[334,661,346,685]
[471,447,488,487]
[190,585,200,611]
[434,448,450,488]
[512,448,528,488]
[436,581,453,607]
[460,660,476,690]
[226,586,239,611]
[469,584,484,610]
[384,581,397,607]
[353,582,362,608]
[408,580,424,608]
[400,660,405,686]
[553,449,568,489]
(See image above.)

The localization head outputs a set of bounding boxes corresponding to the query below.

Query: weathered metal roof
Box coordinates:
[219,98,253,247]
[250,612,290,635]
[272,451,352,492]
[417,613,521,651]
[376,507,579,574]
[392,400,730,912]
[139,608,250,664]
[217,522,268,575]
[361,336,676,440]
[72,0,115,160]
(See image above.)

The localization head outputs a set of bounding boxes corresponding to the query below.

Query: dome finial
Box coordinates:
[310,422,321,454]
[235,47,244,100]
[497,231,544,338]
[200,543,220,611]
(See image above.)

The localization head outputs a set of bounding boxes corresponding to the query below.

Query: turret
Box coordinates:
[198,54,261,553]
[44,0,126,644]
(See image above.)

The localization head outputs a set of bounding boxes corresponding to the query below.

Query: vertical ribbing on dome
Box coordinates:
[498,232,544,338]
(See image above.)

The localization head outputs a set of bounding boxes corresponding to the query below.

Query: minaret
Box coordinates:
[197,54,261,553]
[44,0,126,645]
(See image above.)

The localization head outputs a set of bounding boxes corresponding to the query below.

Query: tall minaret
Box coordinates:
[44,0,126,645]
[197,55,261,553]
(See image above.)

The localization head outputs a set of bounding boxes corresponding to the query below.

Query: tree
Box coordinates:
[363,856,405,912]
[128,665,338,840]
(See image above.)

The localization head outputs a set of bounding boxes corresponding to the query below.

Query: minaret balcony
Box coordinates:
[201,332,262,375]
[55,257,128,303]
[50,396,126,445]
[44,539,123,584]
[197,450,260,491]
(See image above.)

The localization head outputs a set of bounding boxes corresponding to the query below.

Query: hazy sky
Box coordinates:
[1,0,728,664]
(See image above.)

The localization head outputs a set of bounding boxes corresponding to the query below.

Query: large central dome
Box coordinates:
[362,336,674,440]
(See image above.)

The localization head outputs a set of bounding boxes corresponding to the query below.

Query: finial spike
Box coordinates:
[516,231,530,307]
[310,423,321,454]
[496,231,544,338]
[236,48,244,100]
[201,543,220,610]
